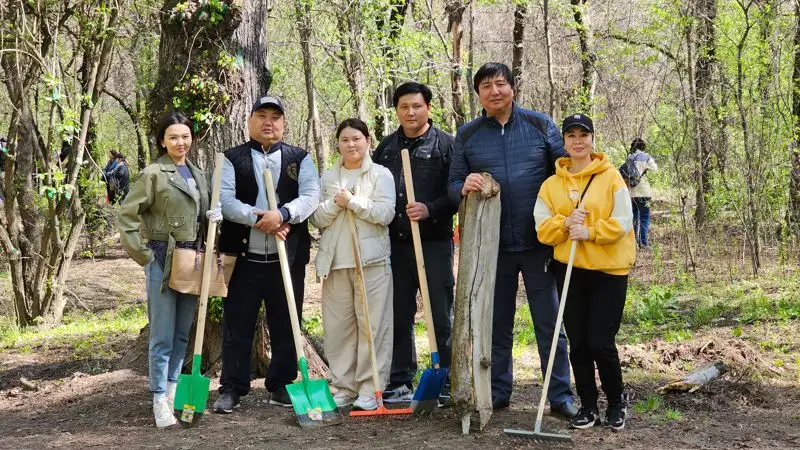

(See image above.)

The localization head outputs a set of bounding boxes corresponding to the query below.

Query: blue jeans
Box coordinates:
[145,261,197,394]
[632,197,651,247]
[491,249,574,406]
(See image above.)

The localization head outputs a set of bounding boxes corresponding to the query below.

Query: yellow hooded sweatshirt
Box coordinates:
[534,152,636,275]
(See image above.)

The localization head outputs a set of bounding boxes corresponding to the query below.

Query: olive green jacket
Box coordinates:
[117,154,210,290]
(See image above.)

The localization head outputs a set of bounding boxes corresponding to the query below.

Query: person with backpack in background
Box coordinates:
[619,138,657,248]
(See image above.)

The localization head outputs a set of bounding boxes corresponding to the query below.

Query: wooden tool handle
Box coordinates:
[263,168,305,360]
[400,149,439,363]
[193,152,225,356]
[347,212,382,394]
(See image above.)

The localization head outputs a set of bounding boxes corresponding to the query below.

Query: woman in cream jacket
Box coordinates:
[310,118,396,411]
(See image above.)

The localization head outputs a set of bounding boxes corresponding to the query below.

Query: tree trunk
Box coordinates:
[373,0,410,140]
[295,0,329,174]
[466,0,477,120]
[790,0,800,235]
[0,1,118,328]
[543,0,557,117]
[338,1,368,122]
[692,0,717,229]
[570,0,597,112]
[511,2,526,104]
[452,173,500,434]
[448,1,467,128]
[104,89,150,170]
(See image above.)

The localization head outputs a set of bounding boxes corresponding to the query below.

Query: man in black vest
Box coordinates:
[214,95,320,413]
[372,82,457,405]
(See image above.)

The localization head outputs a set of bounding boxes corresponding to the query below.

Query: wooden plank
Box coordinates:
[452,173,501,434]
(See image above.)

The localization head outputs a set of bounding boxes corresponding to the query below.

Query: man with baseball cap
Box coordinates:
[214,94,320,413]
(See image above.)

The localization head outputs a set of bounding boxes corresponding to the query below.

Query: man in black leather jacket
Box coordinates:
[373,82,457,405]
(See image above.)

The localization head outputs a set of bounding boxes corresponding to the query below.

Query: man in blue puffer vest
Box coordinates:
[448,62,577,418]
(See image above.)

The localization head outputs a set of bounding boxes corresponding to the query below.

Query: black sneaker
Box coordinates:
[269,386,292,407]
[569,407,600,429]
[213,391,240,414]
[606,402,626,431]
[438,378,452,408]
[383,382,414,403]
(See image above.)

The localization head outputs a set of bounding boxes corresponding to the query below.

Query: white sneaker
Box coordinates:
[166,382,177,409]
[352,394,378,411]
[333,391,357,408]
[153,397,177,428]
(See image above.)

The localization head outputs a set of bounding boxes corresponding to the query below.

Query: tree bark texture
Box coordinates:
[295,0,329,174]
[692,0,717,229]
[447,0,467,128]
[570,0,597,112]
[452,173,500,434]
[543,0,557,117]
[511,2,526,104]
[149,0,270,170]
[338,0,368,123]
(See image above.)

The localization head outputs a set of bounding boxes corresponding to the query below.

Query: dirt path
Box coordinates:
[2,247,800,448]
[1,367,798,449]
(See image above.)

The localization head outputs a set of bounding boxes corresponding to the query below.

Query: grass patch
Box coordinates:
[633,394,663,414]
[0,303,147,359]
[664,408,682,421]
[514,304,536,348]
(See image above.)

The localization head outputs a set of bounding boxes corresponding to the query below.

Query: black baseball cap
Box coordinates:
[251,95,285,114]
[561,113,594,134]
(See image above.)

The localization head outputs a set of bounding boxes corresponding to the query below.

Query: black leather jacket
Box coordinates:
[373,122,457,242]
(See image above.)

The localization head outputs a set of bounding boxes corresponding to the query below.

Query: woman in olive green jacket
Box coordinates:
[117,111,221,428]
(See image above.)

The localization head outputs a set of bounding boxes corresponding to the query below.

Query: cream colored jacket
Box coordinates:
[310,156,396,279]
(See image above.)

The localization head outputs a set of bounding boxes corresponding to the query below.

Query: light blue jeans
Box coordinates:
[145,260,197,394]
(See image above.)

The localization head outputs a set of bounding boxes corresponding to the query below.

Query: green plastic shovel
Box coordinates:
[263,168,342,428]
[174,152,225,424]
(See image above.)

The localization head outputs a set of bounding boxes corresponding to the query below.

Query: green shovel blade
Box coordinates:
[174,355,210,419]
[285,357,341,427]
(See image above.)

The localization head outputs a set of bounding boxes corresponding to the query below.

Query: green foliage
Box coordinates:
[0,304,147,353]
[207,296,224,323]
[513,304,536,348]
[664,408,682,421]
[170,0,231,25]
[303,313,323,338]
[633,394,663,414]
[625,285,678,325]
[172,72,230,131]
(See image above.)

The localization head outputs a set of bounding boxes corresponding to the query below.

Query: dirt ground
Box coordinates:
[1,246,800,449]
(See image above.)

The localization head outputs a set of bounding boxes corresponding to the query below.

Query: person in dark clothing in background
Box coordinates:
[372,81,457,405]
[447,62,577,418]
[103,150,119,202]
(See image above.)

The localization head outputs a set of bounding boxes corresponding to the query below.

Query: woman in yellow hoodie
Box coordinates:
[534,113,635,432]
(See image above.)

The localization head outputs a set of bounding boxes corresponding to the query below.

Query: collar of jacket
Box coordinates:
[156,153,204,197]
[480,102,520,128]
[248,139,282,154]
[337,151,374,175]
[156,153,200,173]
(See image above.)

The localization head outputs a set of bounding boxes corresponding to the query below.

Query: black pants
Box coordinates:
[552,261,627,409]
[492,250,573,405]
[389,239,454,386]
[219,258,303,396]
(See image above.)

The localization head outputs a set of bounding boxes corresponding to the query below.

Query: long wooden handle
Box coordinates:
[533,230,580,432]
[263,168,305,360]
[400,149,439,364]
[193,152,225,356]
[347,212,382,394]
